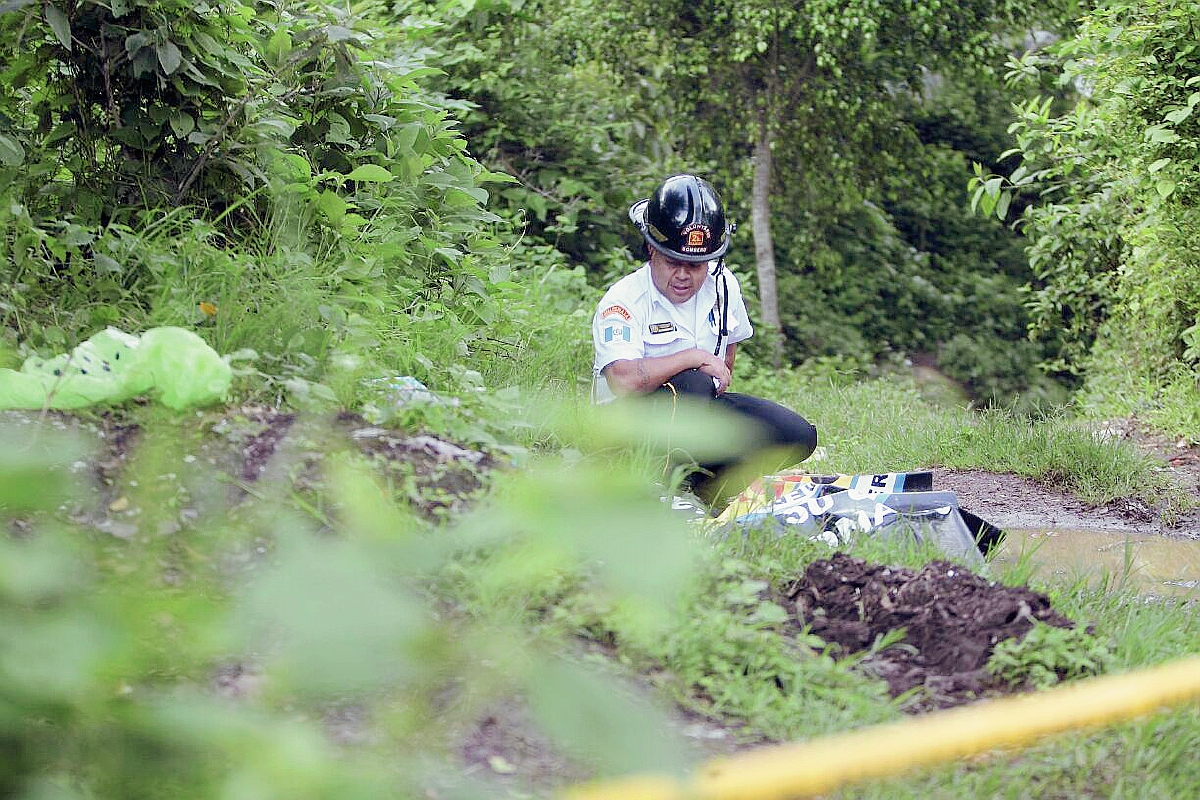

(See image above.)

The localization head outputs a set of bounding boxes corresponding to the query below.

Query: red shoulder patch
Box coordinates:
[601,304,632,321]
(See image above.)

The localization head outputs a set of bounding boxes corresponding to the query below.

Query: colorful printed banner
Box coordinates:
[700,470,999,562]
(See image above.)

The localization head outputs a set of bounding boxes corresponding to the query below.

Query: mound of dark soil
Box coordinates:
[781,552,1077,710]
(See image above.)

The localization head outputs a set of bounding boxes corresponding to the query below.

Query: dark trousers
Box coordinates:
[659,369,818,504]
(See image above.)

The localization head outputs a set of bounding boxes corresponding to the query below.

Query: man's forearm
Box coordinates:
[602,350,708,395]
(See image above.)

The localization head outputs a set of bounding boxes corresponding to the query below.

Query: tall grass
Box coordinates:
[737,366,1187,507]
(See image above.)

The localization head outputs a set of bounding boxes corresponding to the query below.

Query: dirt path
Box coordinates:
[929,421,1200,539]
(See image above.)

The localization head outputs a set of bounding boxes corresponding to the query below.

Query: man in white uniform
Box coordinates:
[592,174,817,503]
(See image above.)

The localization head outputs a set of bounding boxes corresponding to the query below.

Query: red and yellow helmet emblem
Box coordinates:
[680,223,712,253]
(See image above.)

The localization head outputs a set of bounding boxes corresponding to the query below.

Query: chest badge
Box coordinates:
[648,321,677,335]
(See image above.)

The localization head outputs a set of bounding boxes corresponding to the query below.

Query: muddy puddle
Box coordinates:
[992,529,1200,597]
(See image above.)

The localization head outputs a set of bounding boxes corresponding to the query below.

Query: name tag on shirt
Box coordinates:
[648,321,677,335]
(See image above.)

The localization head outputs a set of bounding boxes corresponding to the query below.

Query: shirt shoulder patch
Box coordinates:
[601,304,632,321]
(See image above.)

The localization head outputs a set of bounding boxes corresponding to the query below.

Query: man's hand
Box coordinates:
[694,351,732,395]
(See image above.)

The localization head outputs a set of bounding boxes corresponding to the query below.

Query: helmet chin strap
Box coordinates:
[710,222,735,356]
[712,256,729,357]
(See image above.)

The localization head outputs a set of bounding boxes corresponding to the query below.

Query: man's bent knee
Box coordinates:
[660,368,716,399]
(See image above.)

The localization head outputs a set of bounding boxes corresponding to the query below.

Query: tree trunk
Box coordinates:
[751,112,784,368]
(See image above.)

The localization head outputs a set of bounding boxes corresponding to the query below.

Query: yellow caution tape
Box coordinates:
[565,654,1200,800]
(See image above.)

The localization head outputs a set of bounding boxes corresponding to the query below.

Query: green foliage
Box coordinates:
[732,368,1188,510]
[651,557,897,742]
[0,424,354,799]
[0,0,494,220]
[0,0,261,216]
[2,377,1197,797]
[767,76,1072,408]
[398,0,663,273]
[0,0,604,423]
[596,0,1065,404]
[986,622,1115,689]
[4,0,1200,789]
[394,0,1073,408]
[0,204,151,340]
[0,410,719,796]
[969,95,1126,377]
[972,0,1200,438]
[938,332,1069,411]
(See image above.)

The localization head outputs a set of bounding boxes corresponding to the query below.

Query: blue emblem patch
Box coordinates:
[603,324,632,343]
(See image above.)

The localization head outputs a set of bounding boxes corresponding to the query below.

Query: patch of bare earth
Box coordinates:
[928,417,1200,539]
[782,553,1077,711]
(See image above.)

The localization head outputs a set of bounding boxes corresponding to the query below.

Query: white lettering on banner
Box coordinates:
[780,495,838,526]
[847,473,898,498]
[772,494,808,514]
[809,496,835,516]
[774,489,829,515]
[836,503,898,534]
[783,508,811,525]
[835,517,857,538]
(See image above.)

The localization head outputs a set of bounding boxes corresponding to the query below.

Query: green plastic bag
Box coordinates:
[0,327,232,410]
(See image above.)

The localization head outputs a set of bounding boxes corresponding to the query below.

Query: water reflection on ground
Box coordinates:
[992,529,1200,597]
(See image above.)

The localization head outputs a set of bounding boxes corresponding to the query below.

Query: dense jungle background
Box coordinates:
[1,0,1198,798]
[2,0,1198,429]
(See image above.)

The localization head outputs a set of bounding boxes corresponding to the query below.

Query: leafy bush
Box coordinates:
[0,406,722,796]
[772,130,1060,409]
[938,331,1070,413]
[0,0,262,217]
[397,0,663,276]
[986,622,1115,689]
[0,0,600,418]
[973,0,1200,437]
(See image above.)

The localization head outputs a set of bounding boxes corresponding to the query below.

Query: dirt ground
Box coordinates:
[6,407,1199,794]
[782,552,1078,709]
[929,417,1200,539]
[735,420,1200,714]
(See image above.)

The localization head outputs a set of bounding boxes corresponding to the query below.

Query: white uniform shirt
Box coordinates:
[591,263,754,403]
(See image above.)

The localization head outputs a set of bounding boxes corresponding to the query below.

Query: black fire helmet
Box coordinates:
[628,174,732,263]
